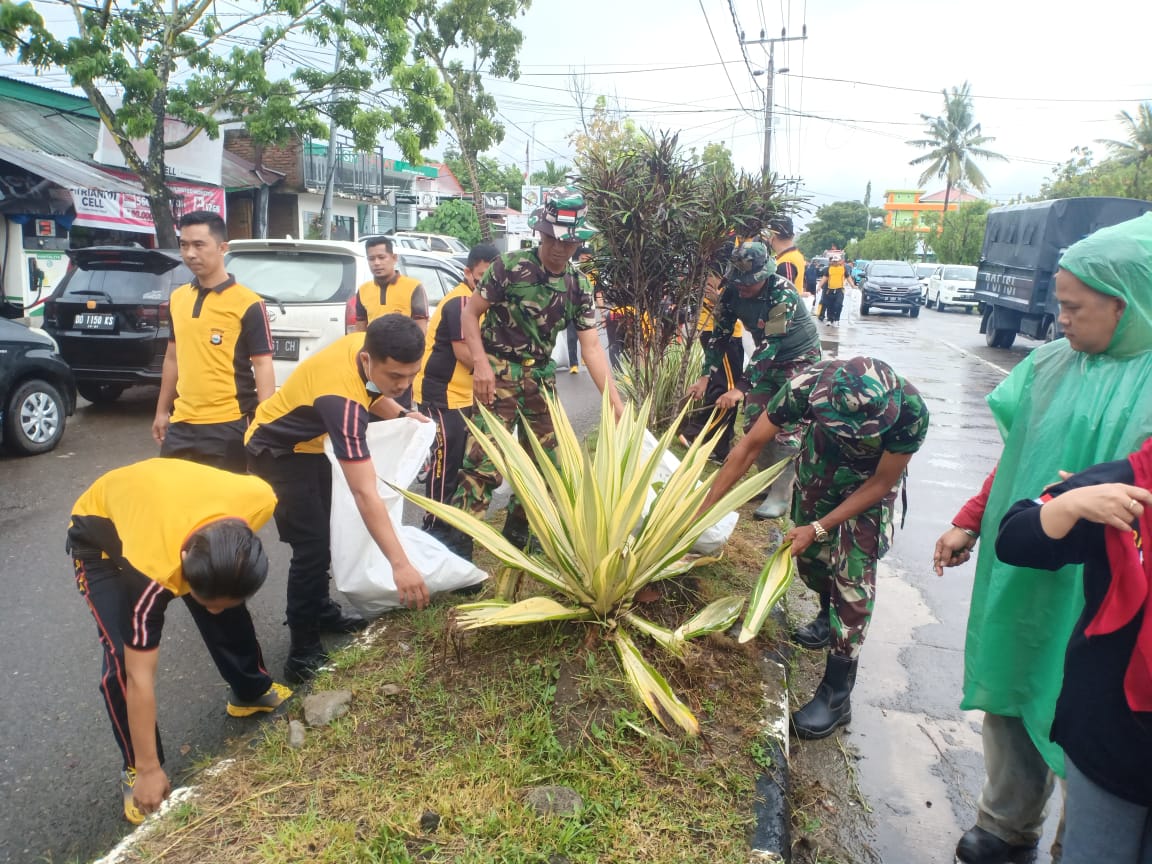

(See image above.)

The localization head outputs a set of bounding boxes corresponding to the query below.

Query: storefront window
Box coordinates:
[304,212,356,241]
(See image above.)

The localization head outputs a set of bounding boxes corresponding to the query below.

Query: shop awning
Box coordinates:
[0,144,142,195]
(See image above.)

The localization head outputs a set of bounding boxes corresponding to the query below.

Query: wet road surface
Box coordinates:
[819,293,1062,863]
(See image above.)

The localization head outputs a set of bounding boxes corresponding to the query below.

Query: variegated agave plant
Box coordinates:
[401,387,794,736]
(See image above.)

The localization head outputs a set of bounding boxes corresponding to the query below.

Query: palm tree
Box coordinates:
[908,82,1006,231]
[1097,103,1152,198]
[530,159,571,186]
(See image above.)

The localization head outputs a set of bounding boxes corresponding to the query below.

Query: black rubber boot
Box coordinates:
[501,510,539,553]
[791,652,857,740]
[792,592,831,650]
[284,629,329,685]
[955,826,1038,864]
[316,598,369,634]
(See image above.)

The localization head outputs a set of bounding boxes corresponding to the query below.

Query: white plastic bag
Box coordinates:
[641,430,738,555]
[326,418,487,616]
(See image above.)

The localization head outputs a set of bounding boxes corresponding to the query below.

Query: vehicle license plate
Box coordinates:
[272,336,300,360]
[75,313,116,331]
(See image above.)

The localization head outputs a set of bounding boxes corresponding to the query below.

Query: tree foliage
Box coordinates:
[908,82,1005,230]
[417,198,482,247]
[1096,103,1152,198]
[921,200,992,264]
[580,131,793,429]
[845,227,919,263]
[697,142,735,182]
[529,158,570,186]
[570,95,644,170]
[408,0,530,239]
[0,0,446,246]
[443,147,524,211]
[797,200,870,258]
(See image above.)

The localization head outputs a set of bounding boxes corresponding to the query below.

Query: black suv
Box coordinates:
[42,247,192,404]
[0,318,76,455]
[858,260,922,317]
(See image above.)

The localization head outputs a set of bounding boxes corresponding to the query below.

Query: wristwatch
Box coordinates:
[811,520,829,543]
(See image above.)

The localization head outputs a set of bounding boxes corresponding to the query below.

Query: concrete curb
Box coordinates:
[749,604,794,863]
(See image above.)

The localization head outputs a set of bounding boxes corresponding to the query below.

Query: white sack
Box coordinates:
[641,429,738,555]
[326,418,487,616]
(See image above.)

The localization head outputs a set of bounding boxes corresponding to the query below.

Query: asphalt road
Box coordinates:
[0,297,1044,864]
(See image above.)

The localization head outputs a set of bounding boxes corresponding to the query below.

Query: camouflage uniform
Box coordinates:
[703,243,821,444]
[450,247,597,523]
[765,357,929,657]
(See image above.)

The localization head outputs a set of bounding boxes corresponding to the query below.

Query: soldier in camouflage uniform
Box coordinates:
[687,239,822,520]
[450,187,624,555]
[700,356,929,740]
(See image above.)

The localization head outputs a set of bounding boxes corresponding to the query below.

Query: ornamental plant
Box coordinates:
[401,388,789,735]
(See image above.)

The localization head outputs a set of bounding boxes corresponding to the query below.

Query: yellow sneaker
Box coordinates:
[226,681,293,718]
[569,365,579,374]
[121,768,145,825]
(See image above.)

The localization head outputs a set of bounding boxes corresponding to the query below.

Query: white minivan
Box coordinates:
[225,238,465,381]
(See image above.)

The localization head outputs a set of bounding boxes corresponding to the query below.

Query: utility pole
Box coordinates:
[319,0,347,240]
[743,28,807,178]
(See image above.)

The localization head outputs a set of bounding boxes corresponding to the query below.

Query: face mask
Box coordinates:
[363,356,382,395]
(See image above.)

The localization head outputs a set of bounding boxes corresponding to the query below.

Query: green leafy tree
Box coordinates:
[443,148,524,211]
[408,0,530,240]
[908,82,1006,232]
[1037,146,1146,201]
[417,198,482,247]
[1097,103,1152,198]
[698,142,735,181]
[529,158,570,186]
[570,95,644,169]
[797,200,870,258]
[922,200,992,264]
[0,0,445,246]
[847,227,919,262]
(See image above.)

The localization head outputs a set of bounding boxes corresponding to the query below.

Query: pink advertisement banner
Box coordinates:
[70,179,225,234]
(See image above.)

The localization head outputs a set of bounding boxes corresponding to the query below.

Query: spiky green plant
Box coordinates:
[615,337,704,434]
[400,388,787,735]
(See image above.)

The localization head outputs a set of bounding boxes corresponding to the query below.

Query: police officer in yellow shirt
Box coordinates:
[352,237,430,334]
[152,211,275,472]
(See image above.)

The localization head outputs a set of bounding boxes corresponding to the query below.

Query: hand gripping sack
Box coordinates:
[325,418,487,615]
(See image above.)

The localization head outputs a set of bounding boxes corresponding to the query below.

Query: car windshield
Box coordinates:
[225,251,354,303]
[60,267,187,304]
[872,263,916,278]
[943,266,977,281]
[915,264,936,278]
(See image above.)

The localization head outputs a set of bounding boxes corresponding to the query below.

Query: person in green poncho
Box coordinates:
[934,213,1152,864]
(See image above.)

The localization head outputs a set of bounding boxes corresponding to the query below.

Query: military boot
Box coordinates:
[792,652,857,740]
[284,629,329,685]
[501,509,540,554]
[753,442,798,521]
[792,592,831,650]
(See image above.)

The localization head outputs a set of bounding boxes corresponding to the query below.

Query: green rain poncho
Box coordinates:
[962,212,1152,775]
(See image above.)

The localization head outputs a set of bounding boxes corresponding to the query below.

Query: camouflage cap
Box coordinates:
[529,185,598,241]
[809,357,904,439]
[726,240,774,286]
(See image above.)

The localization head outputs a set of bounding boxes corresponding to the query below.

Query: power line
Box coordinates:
[789,72,1151,105]
[697,0,751,116]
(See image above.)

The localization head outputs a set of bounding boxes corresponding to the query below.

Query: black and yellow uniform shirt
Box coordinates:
[413,281,477,410]
[168,276,272,425]
[354,272,429,324]
[68,459,276,650]
[826,264,848,290]
[775,247,806,293]
[245,333,377,461]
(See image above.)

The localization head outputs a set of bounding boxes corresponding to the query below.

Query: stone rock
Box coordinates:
[381,684,403,696]
[303,689,352,727]
[287,720,307,749]
[419,810,441,833]
[523,785,584,818]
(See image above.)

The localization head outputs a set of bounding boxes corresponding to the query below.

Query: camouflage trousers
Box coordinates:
[450,357,558,523]
[795,489,897,659]
[742,346,822,447]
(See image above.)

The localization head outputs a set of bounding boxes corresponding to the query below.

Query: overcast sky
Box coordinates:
[468,0,1152,221]
[6,0,1151,224]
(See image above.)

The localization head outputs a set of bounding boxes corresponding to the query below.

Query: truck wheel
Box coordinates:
[985,327,1016,349]
[1044,320,1057,342]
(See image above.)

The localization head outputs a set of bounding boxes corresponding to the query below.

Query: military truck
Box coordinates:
[976,197,1152,348]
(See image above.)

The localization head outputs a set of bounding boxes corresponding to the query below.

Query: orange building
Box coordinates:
[883,188,982,232]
